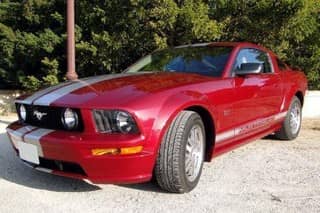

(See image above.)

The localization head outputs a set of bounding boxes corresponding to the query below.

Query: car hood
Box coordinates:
[18,72,215,108]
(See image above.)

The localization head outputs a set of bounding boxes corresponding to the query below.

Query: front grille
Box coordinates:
[17,104,83,131]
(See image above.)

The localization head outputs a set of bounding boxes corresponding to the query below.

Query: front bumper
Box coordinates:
[6,121,155,184]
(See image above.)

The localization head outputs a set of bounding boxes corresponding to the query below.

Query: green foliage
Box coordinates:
[41,57,59,87]
[0,0,319,90]
[20,75,41,91]
[176,0,222,43]
[209,0,320,89]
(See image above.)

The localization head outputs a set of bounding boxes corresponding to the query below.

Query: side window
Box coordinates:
[233,48,272,73]
[276,58,287,71]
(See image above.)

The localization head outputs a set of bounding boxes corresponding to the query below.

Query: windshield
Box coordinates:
[125,46,233,77]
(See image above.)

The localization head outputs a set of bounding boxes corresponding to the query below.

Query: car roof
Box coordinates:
[176,41,265,49]
[175,42,274,55]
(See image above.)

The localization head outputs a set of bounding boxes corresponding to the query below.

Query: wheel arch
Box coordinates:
[185,105,215,162]
[282,89,305,112]
[295,90,304,106]
[149,90,218,175]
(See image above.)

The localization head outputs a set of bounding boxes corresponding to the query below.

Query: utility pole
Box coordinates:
[66,0,78,80]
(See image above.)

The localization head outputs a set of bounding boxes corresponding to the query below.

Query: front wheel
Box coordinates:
[155,111,205,193]
[275,96,302,140]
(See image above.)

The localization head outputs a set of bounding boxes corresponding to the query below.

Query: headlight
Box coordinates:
[61,108,78,130]
[92,110,138,134]
[115,111,137,133]
[18,104,27,121]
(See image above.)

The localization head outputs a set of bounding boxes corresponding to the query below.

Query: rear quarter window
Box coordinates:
[276,58,287,71]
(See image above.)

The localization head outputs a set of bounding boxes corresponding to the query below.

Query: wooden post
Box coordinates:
[66,0,78,81]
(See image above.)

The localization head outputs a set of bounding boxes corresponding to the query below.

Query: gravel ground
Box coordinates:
[0,116,320,213]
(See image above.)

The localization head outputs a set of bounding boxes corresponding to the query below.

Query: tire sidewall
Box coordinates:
[284,97,302,139]
[179,113,206,192]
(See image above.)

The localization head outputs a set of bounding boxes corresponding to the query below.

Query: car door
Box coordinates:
[231,48,283,139]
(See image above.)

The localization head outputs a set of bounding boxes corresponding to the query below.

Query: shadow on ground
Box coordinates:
[117,179,167,193]
[262,134,278,140]
[0,119,12,125]
[0,132,100,192]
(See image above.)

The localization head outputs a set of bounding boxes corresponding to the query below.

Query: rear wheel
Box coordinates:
[275,96,302,140]
[155,111,205,193]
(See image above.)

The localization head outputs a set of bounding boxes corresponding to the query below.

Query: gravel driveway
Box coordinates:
[0,116,319,213]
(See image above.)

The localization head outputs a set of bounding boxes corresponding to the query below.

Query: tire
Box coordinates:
[275,96,302,140]
[155,110,205,193]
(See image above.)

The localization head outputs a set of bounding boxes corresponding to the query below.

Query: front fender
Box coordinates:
[147,90,215,166]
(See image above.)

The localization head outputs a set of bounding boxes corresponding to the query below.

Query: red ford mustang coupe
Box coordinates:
[6,42,307,193]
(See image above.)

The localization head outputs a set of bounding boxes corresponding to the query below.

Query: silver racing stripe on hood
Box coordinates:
[15,81,75,105]
[17,73,135,106]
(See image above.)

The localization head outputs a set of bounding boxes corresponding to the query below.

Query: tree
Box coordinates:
[0,0,319,90]
[0,0,65,90]
[209,0,320,89]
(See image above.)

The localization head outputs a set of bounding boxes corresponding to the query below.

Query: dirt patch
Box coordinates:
[302,119,320,130]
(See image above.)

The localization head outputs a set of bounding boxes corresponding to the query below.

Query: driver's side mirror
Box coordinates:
[235,63,263,76]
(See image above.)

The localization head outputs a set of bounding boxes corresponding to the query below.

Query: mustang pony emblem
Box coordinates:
[33,110,47,120]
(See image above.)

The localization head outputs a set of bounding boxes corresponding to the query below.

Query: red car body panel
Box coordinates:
[6,42,307,184]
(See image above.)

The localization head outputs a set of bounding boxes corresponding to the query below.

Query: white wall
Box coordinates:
[303,91,320,118]
[0,90,20,115]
